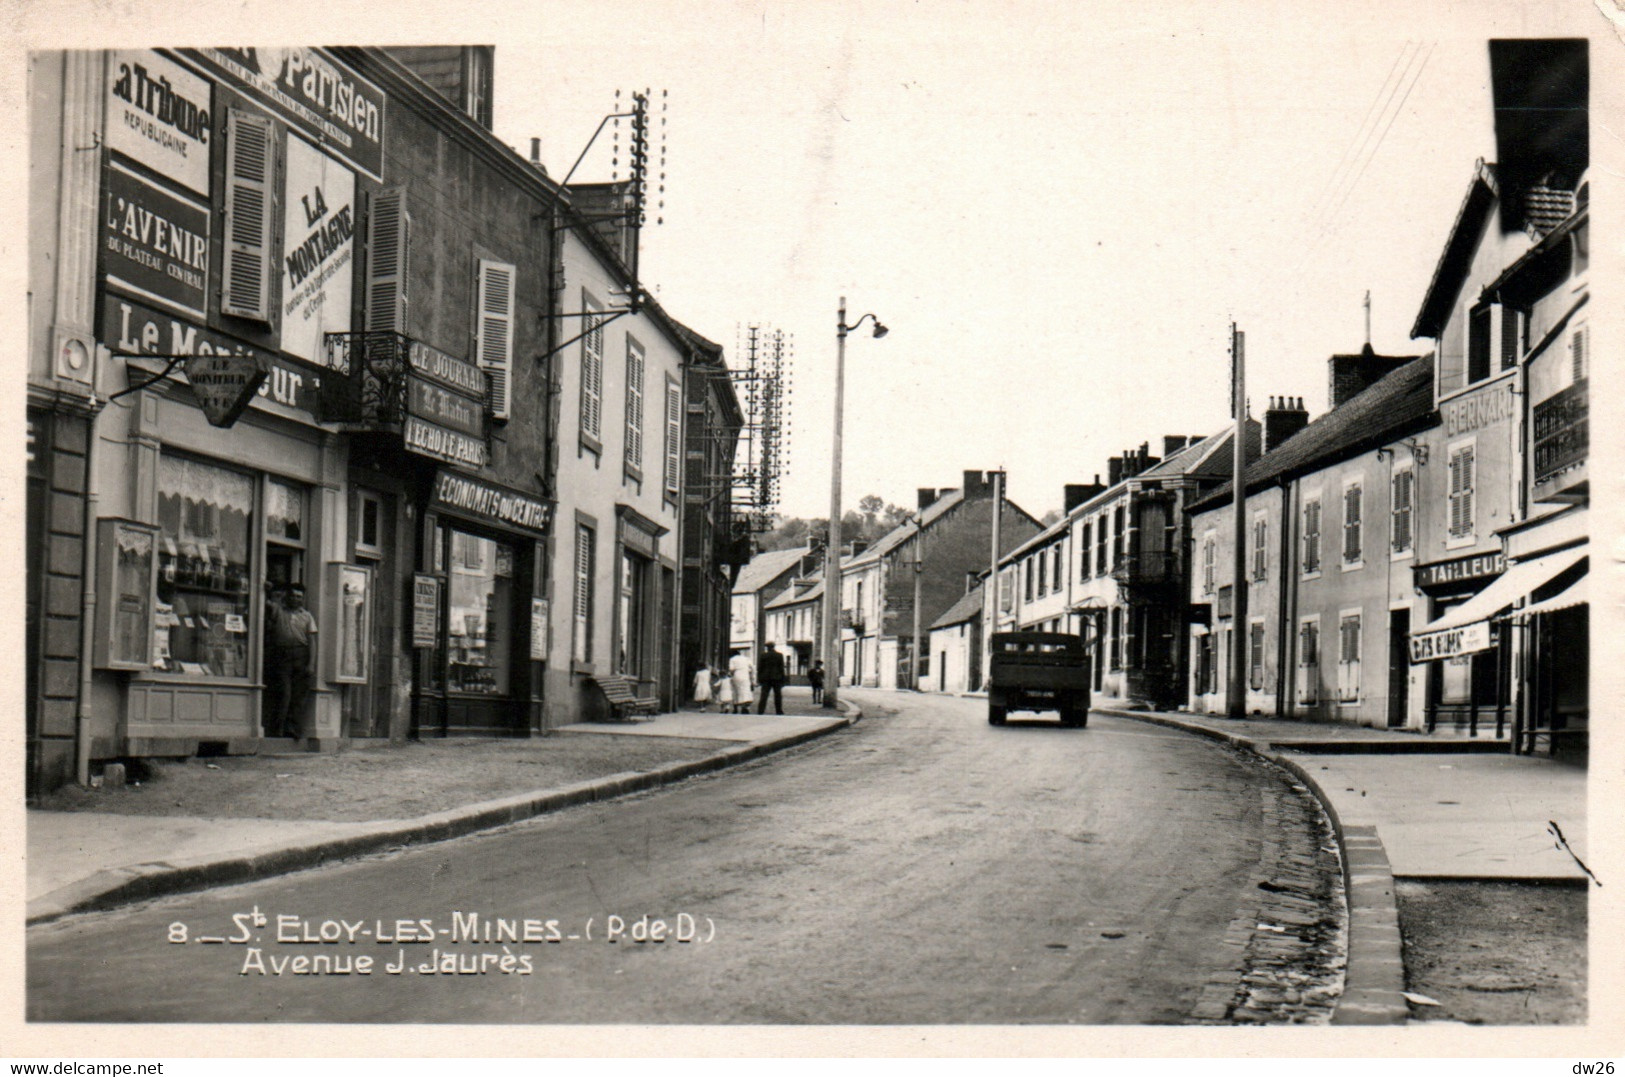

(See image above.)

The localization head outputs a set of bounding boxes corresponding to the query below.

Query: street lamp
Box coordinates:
[822,296,887,710]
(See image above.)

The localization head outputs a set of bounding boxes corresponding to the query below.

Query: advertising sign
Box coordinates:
[1408,621,1493,663]
[408,377,485,438]
[1413,552,1506,590]
[106,50,213,197]
[432,471,554,536]
[404,415,489,469]
[412,573,440,649]
[281,136,356,363]
[181,47,385,181]
[407,340,487,399]
[101,294,324,417]
[530,599,549,661]
[185,352,269,427]
[101,160,210,319]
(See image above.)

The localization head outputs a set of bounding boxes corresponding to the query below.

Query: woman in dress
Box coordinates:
[692,664,713,708]
[728,648,755,714]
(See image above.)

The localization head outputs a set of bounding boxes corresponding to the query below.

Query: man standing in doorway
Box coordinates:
[757,642,788,715]
[265,582,319,743]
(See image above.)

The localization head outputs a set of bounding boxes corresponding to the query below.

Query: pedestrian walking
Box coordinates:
[728,648,755,714]
[691,664,713,708]
[808,659,826,705]
[756,643,787,715]
[713,667,734,713]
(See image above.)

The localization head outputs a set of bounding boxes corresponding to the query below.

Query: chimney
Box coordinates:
[848,539,869,558]
[1064,482,1106,513]
[1162,435,1190,457]
[917,488,938,511]
[1108,456,1124,487]
[1264,396,1310,453]
[1328,345,1416,409]
[961,470,989,499]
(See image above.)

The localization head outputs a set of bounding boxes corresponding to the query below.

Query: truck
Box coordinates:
[987,631,1092,727]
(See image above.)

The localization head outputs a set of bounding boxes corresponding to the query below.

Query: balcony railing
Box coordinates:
[321,331,412,426]
[1112,549,1181,586]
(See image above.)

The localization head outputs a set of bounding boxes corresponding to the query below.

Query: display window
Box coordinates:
[154,456,254,678]
[446,528,515,696]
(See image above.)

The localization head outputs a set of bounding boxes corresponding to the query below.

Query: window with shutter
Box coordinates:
[221,109,275,321]
[1080,523,1092,579]
[573,524,594,663]
[1448,444,1475,539]
[580,293,604,443]
[1302,499,1321,574]
[664,377,681,497]
[1500,306,1522,371]
[1343,484,1362,564]
[1248,621,1265,691]
[1338,613,1361,701]
[1391,466,1414,553]
[366,188,408,333]
[1298,618,1319,704]
[476,259,515,421]
[623,339,644,470]
[1252,516,1268,580]
[1467,304,1491,384]
[1202,533,1215,592]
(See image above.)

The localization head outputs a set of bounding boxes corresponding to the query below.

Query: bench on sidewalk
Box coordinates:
[589,674,660,722]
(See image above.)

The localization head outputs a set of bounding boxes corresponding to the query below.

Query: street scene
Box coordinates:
[17,0,1606,1055]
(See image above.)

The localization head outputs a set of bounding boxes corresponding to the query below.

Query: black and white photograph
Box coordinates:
[7,0,1620,1063]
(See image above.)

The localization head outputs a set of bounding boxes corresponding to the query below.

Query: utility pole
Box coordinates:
[983,470,1003,691]
[910,525,925,690]
[1227,323,1250,719]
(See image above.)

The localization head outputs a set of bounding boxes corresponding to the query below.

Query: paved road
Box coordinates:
[29,691,1315,1024]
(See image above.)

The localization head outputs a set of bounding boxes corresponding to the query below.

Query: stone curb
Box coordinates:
[1093,706,1411,1026]
[26,704,861,927]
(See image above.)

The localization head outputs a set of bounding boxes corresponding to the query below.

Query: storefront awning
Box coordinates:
[1410,545,1587,662]
[1519,573,1588,618]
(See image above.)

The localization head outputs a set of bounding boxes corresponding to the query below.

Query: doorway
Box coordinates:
[1387,608,1410,728]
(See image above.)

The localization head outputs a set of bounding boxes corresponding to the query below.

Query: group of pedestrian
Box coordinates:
[691,646,825,715]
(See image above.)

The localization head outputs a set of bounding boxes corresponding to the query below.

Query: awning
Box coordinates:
[1519,574,1588,617]
[1410,545,1587,662]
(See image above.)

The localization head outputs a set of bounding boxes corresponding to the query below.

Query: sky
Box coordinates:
[1,0,1609,524]
[486,0,1607,520]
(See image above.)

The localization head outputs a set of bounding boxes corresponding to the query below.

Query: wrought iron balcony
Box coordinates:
[1533,378,1587,501]
[321,331,411,426]
[1111,549,1181,586]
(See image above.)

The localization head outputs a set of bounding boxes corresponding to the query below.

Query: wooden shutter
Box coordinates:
[366,187,408,333]
[476,259,515,420]
[573,524,593,663]
[1499,306,1521,371]
[1571,325,1587,381]
[1392,469,1413,552]
[221,109,274,320]
[581,299,603,440]
[664,377,682,497]
[1449,446,1474,537]
[1303,500,1321,573]
[1343,485,1361,562]
[623,340,644,467]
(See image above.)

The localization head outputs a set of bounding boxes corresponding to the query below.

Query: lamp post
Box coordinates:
[821,296,887,710]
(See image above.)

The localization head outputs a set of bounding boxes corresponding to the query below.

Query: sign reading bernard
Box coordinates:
[106,50,212,197]
[281,136,356,363]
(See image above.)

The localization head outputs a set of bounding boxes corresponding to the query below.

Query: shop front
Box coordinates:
[412,470,553,738]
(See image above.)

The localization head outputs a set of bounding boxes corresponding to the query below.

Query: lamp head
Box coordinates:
[871,322,889,339]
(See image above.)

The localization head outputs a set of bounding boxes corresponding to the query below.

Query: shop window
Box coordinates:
[446,530,513,695]
[154,456,255,678]
[355,490,384,560]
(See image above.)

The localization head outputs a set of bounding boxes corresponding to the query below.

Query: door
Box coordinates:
[1387,609,1409,728]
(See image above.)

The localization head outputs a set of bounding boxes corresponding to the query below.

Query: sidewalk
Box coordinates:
[1088,703,1589,1026]
[27,693,857,924]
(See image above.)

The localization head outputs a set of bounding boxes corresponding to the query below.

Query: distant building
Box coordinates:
[927,582,986,695]
[731,546,819,659]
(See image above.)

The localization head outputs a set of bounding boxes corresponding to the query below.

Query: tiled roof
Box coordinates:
[1192,355,1437,513]
[847,489,967,567]
[733,546,813,595]
[764,574,823,609]
[930,584,985,630]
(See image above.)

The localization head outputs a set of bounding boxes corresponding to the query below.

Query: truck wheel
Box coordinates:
[1061,707,1088,728]
[988,705,1007,726]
